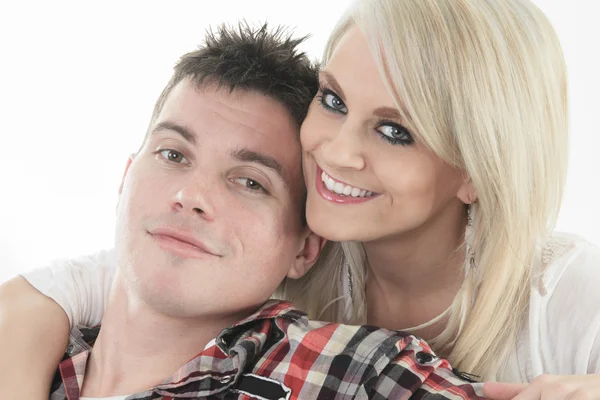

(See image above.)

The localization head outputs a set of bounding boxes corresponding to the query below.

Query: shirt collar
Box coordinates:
[231,300,305,328]
[56,300,306,399]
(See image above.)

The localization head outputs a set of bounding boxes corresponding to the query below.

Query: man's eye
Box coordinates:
[159,149,187,163]
[233,177,267,193]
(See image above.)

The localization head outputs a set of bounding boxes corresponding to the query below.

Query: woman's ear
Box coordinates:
[457,179,477,205]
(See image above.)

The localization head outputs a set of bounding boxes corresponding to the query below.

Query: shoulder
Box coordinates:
[284,311,454,371]
[535,232,600,299]
[65,248,117,270]
[286,317,410,359]
[26,248,116,277]
[21,248,117,294]
[525,232,600,374]
[249,303,482,398]
[283,318,482,398]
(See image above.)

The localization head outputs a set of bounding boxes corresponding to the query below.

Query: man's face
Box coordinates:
[115,80,312,321]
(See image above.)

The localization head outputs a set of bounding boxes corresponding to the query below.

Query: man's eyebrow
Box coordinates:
[319,70,346,99]
[230,148,288,188]
[151,121,197,145]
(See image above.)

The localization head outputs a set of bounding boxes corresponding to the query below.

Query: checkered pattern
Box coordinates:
[50,300,484,399]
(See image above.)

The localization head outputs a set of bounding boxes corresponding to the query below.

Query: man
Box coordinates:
[0,23,482,399]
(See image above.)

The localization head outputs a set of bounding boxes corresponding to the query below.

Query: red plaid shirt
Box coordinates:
[50,300,484,399]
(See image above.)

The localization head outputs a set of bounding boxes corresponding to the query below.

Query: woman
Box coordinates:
[2,0,599,397]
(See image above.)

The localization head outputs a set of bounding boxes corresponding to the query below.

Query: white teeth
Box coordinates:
[325,177,335,191]
[320,170,375,198]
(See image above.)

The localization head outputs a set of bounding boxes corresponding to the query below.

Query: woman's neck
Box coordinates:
[363,204,467,337]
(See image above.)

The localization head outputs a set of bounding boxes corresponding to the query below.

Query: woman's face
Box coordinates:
[301,26,471,243]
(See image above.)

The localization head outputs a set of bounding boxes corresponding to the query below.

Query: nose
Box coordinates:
[320,120,366,171]
[171,179,215,221]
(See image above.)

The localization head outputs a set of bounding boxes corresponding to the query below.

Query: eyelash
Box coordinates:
[316,85,346,115]
[231,177,269,195]
[155,149,269,195]
[156,149,188,164]
[315,85,414,147]
[374,119,414,146]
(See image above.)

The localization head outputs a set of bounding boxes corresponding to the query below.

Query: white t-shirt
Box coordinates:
[21,232,600,383]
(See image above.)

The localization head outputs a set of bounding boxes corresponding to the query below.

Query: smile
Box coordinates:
[315,166,379,204]
[149,227,220,260]
[321,170,374,198]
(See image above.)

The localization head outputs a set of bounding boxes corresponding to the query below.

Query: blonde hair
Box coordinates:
[277,0,568,380]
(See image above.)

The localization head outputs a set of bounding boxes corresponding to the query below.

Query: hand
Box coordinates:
[483,375,600,400]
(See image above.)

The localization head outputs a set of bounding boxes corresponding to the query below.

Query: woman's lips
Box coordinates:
[314,165,380,205]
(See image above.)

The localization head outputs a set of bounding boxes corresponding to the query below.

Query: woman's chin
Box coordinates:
[306,211,370,243]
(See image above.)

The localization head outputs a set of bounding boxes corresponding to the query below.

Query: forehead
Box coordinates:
[154,80,303,171]
[325,26,396,107]
[158,80,298,143]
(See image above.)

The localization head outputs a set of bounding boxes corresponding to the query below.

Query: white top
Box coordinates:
[21,232,600,383]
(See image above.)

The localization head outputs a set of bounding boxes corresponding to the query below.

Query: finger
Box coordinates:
[512,383,544,400]
[483,382,529,400]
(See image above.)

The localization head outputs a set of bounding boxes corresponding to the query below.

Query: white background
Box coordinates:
[0,1,598,283]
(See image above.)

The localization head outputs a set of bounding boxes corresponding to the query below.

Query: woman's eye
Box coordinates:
[159,149,187,163]
[378,124,415,146]
[320,90,347,113]
[233,177,267,193]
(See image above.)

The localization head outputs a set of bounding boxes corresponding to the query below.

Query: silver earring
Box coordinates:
[348,265,354,299]
[466,204,476,272]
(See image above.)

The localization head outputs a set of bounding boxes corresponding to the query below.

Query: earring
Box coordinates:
[347,263,354,299]
[466,204,476,272]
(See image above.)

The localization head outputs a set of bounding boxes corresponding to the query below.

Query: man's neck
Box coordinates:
[80,273,239,398]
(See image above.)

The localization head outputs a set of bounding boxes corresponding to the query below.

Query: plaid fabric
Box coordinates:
[50,300,484,399]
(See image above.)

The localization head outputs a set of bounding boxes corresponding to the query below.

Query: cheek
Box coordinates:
[235,218,292,284]
[120,176,161,216]
[379,153,462,209]
[223,198,278,241]
[116,168,173,239]
[242,212,286,246]
[300,104,326,152]
[377,153,442,199]
[238,205,300,256]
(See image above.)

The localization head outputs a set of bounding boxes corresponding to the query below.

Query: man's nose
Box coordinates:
[171,178,215,221]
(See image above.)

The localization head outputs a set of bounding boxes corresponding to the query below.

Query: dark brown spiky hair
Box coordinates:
[149,22,319,128]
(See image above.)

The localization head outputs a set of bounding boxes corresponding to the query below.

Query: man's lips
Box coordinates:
[149,227,220,258]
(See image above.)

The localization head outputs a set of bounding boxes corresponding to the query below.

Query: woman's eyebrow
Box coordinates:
[373,106,403,121]
[319,70,346,99]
